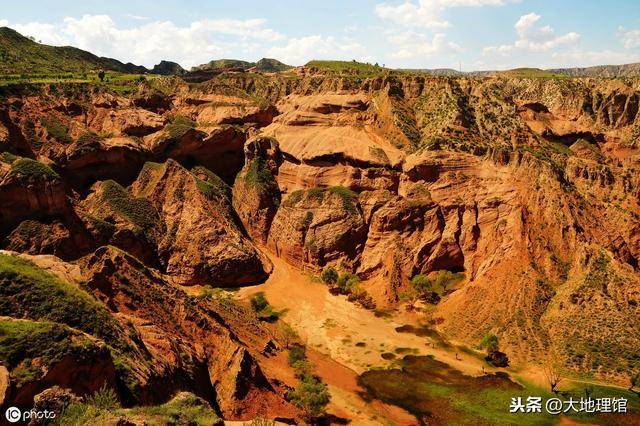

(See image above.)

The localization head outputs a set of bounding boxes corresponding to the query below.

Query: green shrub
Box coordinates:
[288,345,307,366]
[1,151,18,163]
[478,333,499,353]
[9,157,59,179]
[85,385,120,410]
[410,274,432,293]
[433,270,464,292]
[249,291,280,322]
[320,267,338,284]
[337,272,360,290]
[250,292,269,312]
[289,374,331,419]
[327,186,358,214]
[41,116,72,143]
[244,157,276,192]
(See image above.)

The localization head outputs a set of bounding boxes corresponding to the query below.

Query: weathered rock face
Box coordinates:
[130,159,271,286]
[0,158,68,234]
[80,246,297,419]
[267,187,367,271]
[260,93,404,193]
[232,136,282,243]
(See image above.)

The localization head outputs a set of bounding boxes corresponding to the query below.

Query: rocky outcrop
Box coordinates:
[268,186,367,271]
[80,246,298,419]
[232,136,282,243]
[0,158,68,234]
[130,159,271,286]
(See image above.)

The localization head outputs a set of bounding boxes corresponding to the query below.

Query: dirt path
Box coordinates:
[239,255,490,376]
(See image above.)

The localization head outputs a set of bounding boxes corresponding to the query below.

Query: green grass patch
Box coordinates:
[0,253,124,347]
[359,356,640,425]
[192,165,230,200]
[305,60,385,76]
[166,114,196,139]
[1,151,18,163]
[55,390,220,426]
[41,115,72,144]
[8,157,59,179]
[100,180,159,231]
[0,319,103,385]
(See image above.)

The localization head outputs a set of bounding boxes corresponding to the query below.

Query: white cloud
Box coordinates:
[483,13,579,55]
[266,35,368,65]
[388,31,460,58]
[375,0,517,30]
[3,15,284,68]
[0,19,8,27]
[618,26,640,49]
[551,49,639,67]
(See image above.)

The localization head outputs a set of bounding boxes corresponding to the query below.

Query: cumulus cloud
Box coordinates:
[483,13,579,55]
[551,49,639,67]
[3,15,284,68]
[375,0,517,30]
[266,35,368,65]
[388,31,460,58]
[618,27,640,49]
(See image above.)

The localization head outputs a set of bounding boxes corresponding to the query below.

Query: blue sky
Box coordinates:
[1,0,639,70]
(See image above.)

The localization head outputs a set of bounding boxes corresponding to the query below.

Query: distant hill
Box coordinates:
[548,63,640,78]
[254,58,292,72]
[191,58,291,73]
[398,68,463,76]
[151,60,185,75]
[0,26,146,74]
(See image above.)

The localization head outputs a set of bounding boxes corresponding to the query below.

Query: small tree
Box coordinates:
[336,273,359,292]
[629,372,640,393]
[250,292,269,312]
[278,323,300,349]
[543,363,563,395]
[478,333,499,354]
[289,375,331,421]
[97,70,105,82]
[411,274,432,295]
[434,270,464,293]
[288,345,307,365]
[320,267,338,285]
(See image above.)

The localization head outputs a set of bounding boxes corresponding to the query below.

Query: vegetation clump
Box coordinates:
[100,180,158,231]
[478,333,509,367]
[41,115,72,144]
[0,253,124,347]
[8,157,59,179]
[166,115,196,139]
[285,340,330,421]
[1,151,18,163]
[249,291,281,322]
[0,319,102,385]
[55,388,221,426]
[192,166,230,199]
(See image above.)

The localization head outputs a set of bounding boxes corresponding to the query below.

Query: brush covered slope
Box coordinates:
[0,69,638,422]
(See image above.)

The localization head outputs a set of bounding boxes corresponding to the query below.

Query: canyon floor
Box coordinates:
[235,251,640,425]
